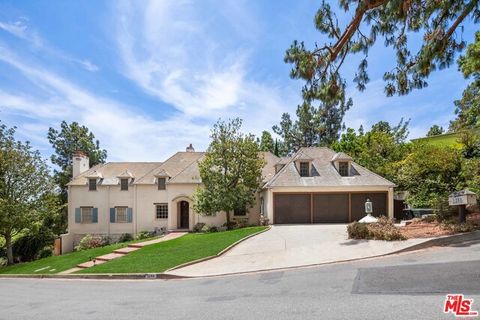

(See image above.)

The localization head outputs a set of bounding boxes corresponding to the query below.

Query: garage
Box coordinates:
[273,192,388,224]
[274,194,311,224]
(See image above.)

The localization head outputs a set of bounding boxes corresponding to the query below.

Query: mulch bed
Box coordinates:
[399,212,480,239]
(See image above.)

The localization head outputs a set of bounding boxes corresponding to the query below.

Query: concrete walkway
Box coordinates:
[60,232,186,274]
[166,225,431,277]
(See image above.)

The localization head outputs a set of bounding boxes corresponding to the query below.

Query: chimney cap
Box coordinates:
[73,150,88,157]
[186,144,195,152]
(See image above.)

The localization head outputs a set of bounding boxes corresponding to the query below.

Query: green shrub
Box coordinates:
[12,233,53,262]
[38,246,53,259]
[431,195,457,222]
[193,223,206,233]
[75,234,107,251]
[222,221,238,230]
[118,233,133,243]
[135,231,152,240]
[201,225,218,233]
[347,222,370,239]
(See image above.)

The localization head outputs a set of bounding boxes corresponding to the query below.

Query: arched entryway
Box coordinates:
[178,201,189,229]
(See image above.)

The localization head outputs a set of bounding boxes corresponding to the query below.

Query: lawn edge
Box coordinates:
[164,225,271,273]
[0,226,270,280]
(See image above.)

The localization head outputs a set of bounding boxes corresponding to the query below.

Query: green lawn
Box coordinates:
[0,237,158,275]
[411,128,480,149]
[78,227,267,274]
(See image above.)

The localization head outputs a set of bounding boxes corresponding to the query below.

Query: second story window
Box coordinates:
[158,177,166,190]
[81,207,93,223]
[234,207,247,216]
[120,178,129,191]
[299,162,310,177]
[339,162,349,176]
[88,178,97,191]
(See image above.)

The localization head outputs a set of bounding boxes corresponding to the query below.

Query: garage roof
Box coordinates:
[264,147,395,188]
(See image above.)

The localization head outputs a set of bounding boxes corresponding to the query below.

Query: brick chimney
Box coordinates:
[186,144,195,152]
[72,150,89,177]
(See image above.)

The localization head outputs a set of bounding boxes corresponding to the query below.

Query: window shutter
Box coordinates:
[110,208,116,223]
[127,208,133,223]
[92,208,98,223]
[75,208,81,223]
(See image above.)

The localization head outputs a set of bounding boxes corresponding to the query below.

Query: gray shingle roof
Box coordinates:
[264,147,395,188]
[68,162,162,186]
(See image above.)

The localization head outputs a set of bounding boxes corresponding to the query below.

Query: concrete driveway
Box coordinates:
[167,225,430,277]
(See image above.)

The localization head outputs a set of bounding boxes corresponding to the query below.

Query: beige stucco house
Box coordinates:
[61,145,394,253]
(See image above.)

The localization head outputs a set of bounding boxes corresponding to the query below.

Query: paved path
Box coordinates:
[167,225,430,277]
[2,240,479,320]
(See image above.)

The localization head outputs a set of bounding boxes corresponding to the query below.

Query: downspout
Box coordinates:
[107,185,110,237]
[134,184,137,235]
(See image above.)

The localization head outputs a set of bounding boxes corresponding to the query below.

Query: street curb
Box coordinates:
[0,226,271,281]
[164,226,271,272]
[392,230,480,254]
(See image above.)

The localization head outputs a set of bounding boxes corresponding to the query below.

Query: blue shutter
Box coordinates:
[127,208,133,223]
[92,208,98,223]
[110,208,116,223]
[75,208,81,223]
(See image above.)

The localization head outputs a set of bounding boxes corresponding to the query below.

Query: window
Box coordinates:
[156,204,168,219]
[158,178,166,190]
[299,162,310,177]
[81,207,93,223]
[116,207,128,223]
[88,178,97,191]
[120,178,129,191]
[339,162,349,177]
[234,207,247,216]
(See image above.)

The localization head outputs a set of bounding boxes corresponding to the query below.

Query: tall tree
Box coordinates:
[285,1,479,106]
[273,100,350,154]
[258,131,275,153]
[450,31,480,131]
[193,119,265,229]
[48,121,107,203]
[0,123,59,264]
[427,125,445,136]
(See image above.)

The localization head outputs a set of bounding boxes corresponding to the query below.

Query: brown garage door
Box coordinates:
[274,194,311,224]
[351,193,387,221]
[313,194,349,223]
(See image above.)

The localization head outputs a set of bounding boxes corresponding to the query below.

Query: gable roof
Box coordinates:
[264,147,395,188]
[68,162,162,186]
[135,152,205,185]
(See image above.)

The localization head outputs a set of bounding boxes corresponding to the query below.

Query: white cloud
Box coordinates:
[0,45,210,161]
[116,0,294,120]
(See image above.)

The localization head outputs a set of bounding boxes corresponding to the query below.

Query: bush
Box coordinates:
[347,216,406,241]
[201,225,218,233]
[75,234,107,251]
[431,195,456,222]
[135,231,153,240]
[118,233,133,243]
[13,233,54,262]
[442,221,477,233]
[38,246,53,259]
[347,222,370,239]
[222,221,238,230]
[193,223,206,233]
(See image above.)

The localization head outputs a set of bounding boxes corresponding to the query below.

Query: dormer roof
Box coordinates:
[331,152,353,162]
[117,170,134,179]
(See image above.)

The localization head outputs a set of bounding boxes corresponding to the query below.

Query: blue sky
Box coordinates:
[0,1,476,162]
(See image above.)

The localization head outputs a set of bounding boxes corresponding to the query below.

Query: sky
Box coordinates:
[0,0,476,162]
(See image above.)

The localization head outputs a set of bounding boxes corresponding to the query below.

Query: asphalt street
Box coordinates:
[1,240,479,320]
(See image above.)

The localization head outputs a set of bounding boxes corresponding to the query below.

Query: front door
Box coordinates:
[180,201,189,229]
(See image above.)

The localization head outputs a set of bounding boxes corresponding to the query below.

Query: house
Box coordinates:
[61,146,395,253]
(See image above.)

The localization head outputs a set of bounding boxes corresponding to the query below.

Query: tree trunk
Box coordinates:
[5,234,13,265]
[226,210,231,230]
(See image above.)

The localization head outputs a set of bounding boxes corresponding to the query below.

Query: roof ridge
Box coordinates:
[168,153,204,183]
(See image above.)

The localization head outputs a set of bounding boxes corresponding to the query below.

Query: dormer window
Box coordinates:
[120,178,129,191]
[299,162,310,177]
[88,178,97,191]
[339,162,349,177]
[158,177,166,190]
